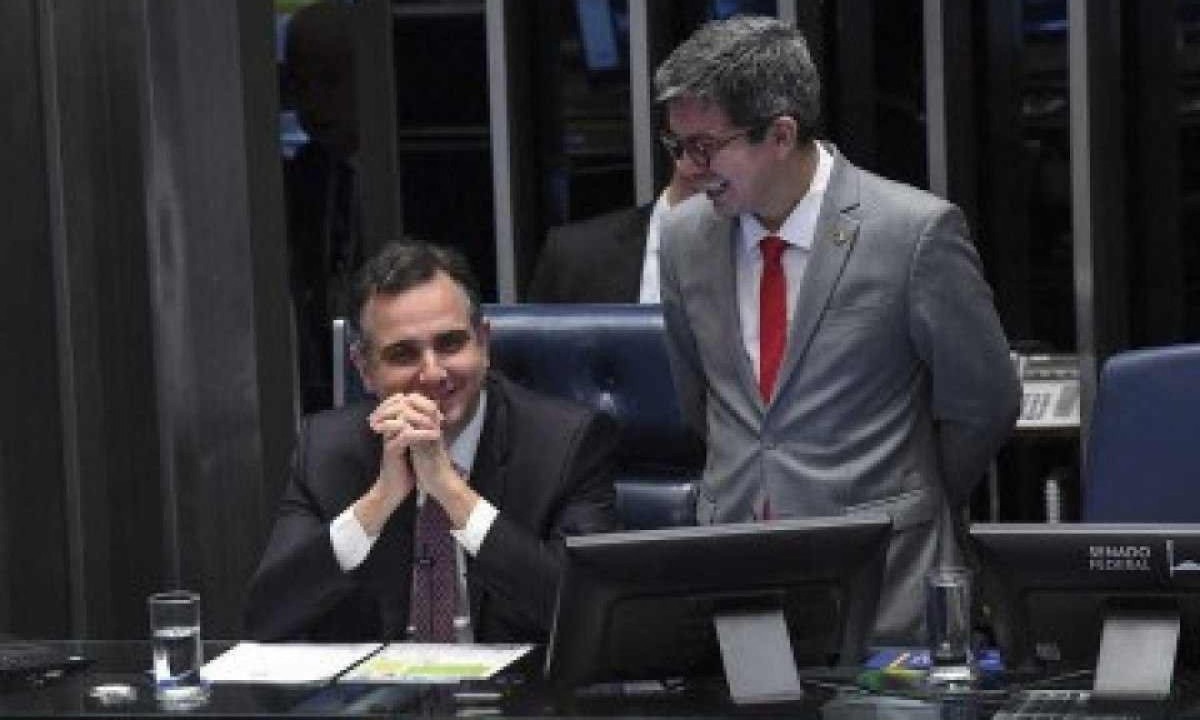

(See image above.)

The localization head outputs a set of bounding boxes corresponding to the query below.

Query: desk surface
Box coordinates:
[0,641,1195,719]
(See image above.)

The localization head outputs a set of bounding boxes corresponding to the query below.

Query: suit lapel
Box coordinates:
[463,374,510,625]
[698,215,762,403]
[470,374,509,503]
[777,152,862,388]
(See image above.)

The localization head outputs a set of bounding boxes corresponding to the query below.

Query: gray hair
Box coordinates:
[654,15,820,143]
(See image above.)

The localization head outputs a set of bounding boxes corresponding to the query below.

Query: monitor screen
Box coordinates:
[545,515,891,701]
[972,523,1200,698]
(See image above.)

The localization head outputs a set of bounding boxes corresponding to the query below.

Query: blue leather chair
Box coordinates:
[1082,343,1200,522]
[484,304,702,529]
[333,305,703,529]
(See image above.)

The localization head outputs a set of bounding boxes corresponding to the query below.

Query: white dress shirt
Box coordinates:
[329,391,498,571]
[736,143,833,379]
[638,190,674,304]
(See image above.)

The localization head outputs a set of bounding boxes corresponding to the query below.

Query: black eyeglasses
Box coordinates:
[659,122,768,168]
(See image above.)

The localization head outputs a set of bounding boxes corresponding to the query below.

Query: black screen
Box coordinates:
[972,523,1200,672]
[545,515,891,689]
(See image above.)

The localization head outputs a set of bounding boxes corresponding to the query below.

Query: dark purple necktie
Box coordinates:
[407,499,457,642]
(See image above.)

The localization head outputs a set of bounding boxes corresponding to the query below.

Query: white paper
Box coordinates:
[338,643,533,684]
[201,642,382,685]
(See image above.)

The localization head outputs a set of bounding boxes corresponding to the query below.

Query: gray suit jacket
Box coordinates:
[658,147,1020,643]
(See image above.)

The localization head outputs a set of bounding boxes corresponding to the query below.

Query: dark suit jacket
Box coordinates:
[244,372,619,643]
[526,203,653,303]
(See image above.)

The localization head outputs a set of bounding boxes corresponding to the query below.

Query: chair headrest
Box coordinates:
[1084,342,1200,522]
[484,304,703,470]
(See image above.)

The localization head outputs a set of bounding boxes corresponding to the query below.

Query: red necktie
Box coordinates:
[758,235,788,403]
[408,499,457,642]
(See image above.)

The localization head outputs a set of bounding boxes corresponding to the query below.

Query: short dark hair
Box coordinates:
[654,15,821,144]
[350,241,483,346]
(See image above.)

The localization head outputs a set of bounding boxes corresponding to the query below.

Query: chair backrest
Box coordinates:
[484,304,702,529]
[332,318,358,408]
[333,305,703,528]
[1082,343,1200,522]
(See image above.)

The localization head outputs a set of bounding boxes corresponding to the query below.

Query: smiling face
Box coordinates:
[665,97,783,224]
[354,270,490,439]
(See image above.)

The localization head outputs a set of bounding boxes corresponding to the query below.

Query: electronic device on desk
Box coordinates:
[972,523,1200,700]
[544,515,891,706]
[1012,352,1080,431]
[0,640,92,691]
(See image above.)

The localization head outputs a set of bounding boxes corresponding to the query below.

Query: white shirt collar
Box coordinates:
[738,142,833,253]
[449,388,487,475]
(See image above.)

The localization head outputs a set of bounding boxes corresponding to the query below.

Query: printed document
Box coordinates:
[338,643,533,684]
[202,642,382,685]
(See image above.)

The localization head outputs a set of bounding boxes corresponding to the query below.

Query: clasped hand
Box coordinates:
[367,393,460,504]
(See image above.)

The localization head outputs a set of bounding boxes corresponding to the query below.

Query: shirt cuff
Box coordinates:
[451,497,498,557]
[329,506,377,571]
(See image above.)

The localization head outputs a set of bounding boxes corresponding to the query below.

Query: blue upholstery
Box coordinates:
[333,305,703,529]
[1082,343,1200,522]
[484,304,702,529]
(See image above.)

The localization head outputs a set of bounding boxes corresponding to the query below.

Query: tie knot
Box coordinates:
[760,235,787,264]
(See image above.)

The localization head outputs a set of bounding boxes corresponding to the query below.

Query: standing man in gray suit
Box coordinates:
[655,16,1020,644]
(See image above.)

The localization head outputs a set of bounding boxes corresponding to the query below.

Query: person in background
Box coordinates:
[283,1,363,411]
[246,242,619,643]
[654,15,1020,643]
[527,165,702,303]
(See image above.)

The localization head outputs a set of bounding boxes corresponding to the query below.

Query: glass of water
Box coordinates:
[925,567,976,687]
[148,590,209,708]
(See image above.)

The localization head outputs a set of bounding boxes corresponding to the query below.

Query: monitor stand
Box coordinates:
[713,610,804,705]
[1093,608,1180,699]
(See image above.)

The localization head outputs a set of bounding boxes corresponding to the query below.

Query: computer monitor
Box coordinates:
[972,523,1200,699]
[545,515,891,704]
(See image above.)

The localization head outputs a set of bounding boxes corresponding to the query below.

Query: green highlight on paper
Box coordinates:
[337,643,535,684]
[365,659,492,679]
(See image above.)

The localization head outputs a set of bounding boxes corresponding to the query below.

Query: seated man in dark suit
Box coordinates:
[245,242,619,643]
[527,166,702,303]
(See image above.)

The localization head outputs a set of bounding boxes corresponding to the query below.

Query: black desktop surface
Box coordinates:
[0,640,842,719]
[0,638,92,690]
[3,641,1200,719]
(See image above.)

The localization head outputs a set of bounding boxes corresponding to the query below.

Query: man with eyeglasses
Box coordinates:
[246,242,619,643]
[654,16,1020,644]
